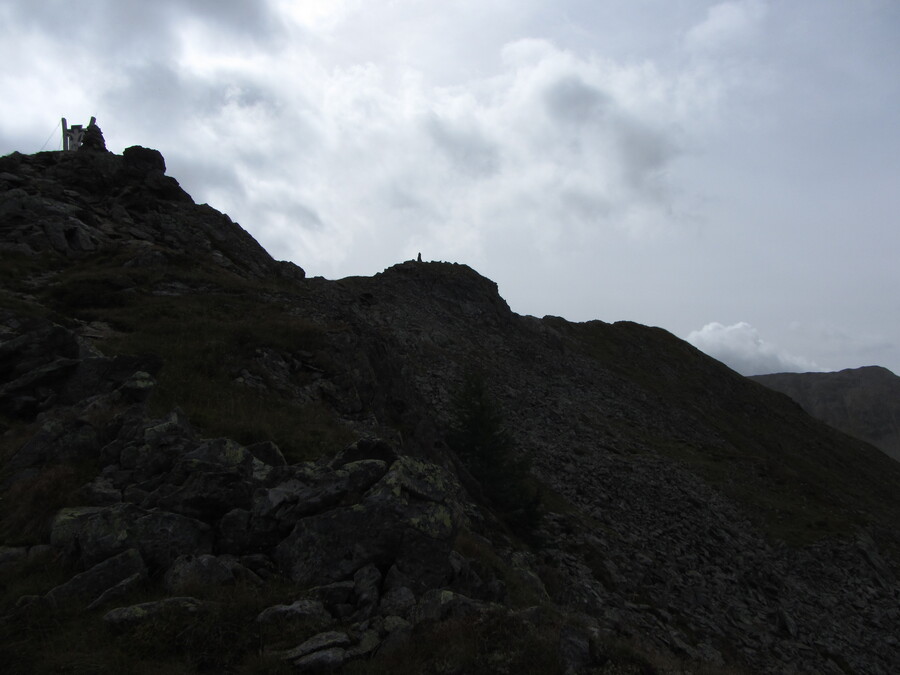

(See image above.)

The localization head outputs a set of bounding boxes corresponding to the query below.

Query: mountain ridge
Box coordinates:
[751,365,900,462]
[1,144,899,674]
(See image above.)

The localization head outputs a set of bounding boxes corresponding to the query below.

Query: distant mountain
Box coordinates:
[1,139,899,674]
[751,366,900,462]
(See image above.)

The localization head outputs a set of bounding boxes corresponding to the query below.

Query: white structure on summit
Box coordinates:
[62,117,95,151]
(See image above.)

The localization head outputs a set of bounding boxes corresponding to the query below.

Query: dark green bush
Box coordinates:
[447,370,540,535]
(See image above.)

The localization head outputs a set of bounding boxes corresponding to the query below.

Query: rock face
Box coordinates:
[0,148,302,279]
[752,366,900,461]
[2,144,900,674]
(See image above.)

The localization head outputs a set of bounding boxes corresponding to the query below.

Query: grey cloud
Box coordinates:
[614,116,678,193]
[5,0,281,62]
[425,115,500,177]
[167,157,247,204]
[542,75,611,127]
[687,322,822,376]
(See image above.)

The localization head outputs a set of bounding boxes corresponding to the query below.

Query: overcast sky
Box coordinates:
[2,0,898,376]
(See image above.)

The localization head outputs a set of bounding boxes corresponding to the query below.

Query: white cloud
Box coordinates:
[685,0,768,52]
[686,321,822,376]
[2,1,899,377]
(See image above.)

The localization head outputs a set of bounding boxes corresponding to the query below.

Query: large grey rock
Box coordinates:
[86,572,145,610]
[411,589,485,625]
[352,564,382,619]
[45,547,146,608]
[293,647,348,672]
[256,598,332,628]
[164,554,235,593]
[103,596,208,629]
[254,470,351,522]
[274,456,462,590]
[379,585,416,618]
[50,503,211,570]
[272,630,350,662]
[330,438,398,468]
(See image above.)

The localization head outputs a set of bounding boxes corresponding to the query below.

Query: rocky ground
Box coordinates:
[1,143,899,673]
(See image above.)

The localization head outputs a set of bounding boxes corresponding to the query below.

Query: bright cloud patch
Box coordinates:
[686,321,821,376]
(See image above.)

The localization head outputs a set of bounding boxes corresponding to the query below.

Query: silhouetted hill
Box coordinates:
[752,366,900,462]
[1,144,899,674]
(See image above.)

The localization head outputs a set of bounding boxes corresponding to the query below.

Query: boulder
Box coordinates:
[45,547,146,608]
[122,146,166,174]
[352,564,382,619]
[412,589,485,625]
[50,503,211,570]
[274,456,463,590]
[256,598,333,629]
[87,572,145,610]
[379,585,417,619]
[271,631,350,662]
[330,437,399,468]
[103,596,208,629]
[164,554,235,593]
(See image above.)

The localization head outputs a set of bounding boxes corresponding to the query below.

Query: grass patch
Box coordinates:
[0,577,313,674]
[28,253,356,462]
[0,461,96,545]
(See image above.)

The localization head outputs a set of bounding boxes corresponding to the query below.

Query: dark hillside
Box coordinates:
[1,145,898,674]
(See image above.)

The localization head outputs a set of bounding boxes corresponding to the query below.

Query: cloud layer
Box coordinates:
[2,1,899,376]
[687,322,821,376]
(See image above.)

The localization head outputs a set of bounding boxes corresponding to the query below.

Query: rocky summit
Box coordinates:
[1,142,899,674]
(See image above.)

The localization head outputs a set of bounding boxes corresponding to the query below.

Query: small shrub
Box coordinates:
[447,370,541,535]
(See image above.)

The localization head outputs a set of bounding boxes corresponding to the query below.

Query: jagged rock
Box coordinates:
[76,475,122,505]
[103,596,208,629]
[246,440,287,467]
[383,614,412,634]
[86,572,145,610]
[254,470,351,523]
[412,589,485,625]
[45,547,146,608]
[293,647,348,672]
[330,437,399,468]
[271,630,351,662]
[352,563,382,619]
[149,464,255,522]
[378,616,413,656]
[122,146,165,173]
[274,455,462,590]
[378,585,416,619]
[305,581,356,617]
[164,554,235,593]
[345,459,389,497]
[348,628,381,659]
[50,503,211,570]
[256,598,333,630]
